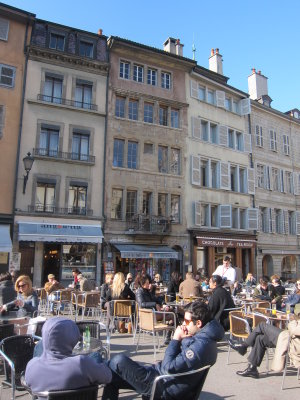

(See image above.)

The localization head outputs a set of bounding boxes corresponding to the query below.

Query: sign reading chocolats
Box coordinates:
[197,237,256,248]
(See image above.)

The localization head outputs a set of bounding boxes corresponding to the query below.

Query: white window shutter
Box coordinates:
[191,116,201,139]
[195,201,202,226]
[247,168,255,194]
[191,155,201,185]
[244,133,252,153]
[271,208,276,233]
[216,90,225,108]
[219,205,232,228]
[190,80,198,99]
[239,98,251,115]
[219,125,228,146]
[293,172,300,195]
[220,162,230,190]
[248,208,258,230]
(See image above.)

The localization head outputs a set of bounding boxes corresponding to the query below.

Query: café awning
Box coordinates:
[0,225,12,252]
[18,222,103,243]
[113,244,178,259]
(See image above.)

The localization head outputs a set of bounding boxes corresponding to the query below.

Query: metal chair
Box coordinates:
[227,310,251,364]
[0,323,15,341]
[281,335,300,390]
[149,364,211,400]
[108,300,136,337]
[76,292,101,320]
[76,320,110,359]
[29,384,99,399]
[51,289,73,316]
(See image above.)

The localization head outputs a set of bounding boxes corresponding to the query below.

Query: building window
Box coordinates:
[43,75,62,104]
[144,102,153,123]
[75,81,92,109]
[147,68,157,86]
[49,33,65,51]
[210,123,218,144]
[126,191,137,220]
[171,195,180,223]
[128,99,138,120]
[236,132,243,151]
[113,139,124,167]
[232,100,238,113]
[0,64,16,88]
[142,192,152,216]
[201,120,209,141]
[0,18,9,41]
[133,64,143,83]
[72,132,89,161]
[201,160,209,187]
[283,134,290,156]
[170,148,180,175]
[36,183,55,212]
[207,90,214,104]
[120,61,130,79]
[211,161,218,188]
[40,127,59,157]
[161,72,171,89]
[171,109,179,128]
[275,209,281,233]
[115,96,125,118]
[257,164,264,188]
[111,189,123,219]
[79,40,93,58]
[255,125,263,147]
[158,146,168,173]
[230,165,238,192]
[269,129,277,151]
[127,141,138,169]
[272,168,280,191]
[260,207,268,233]
[68,185,87,214]
[288,211,296,235]
[0,105,4,139]
[159,106,168,126]
[286,172,293,194]
[228,129,234,149]
[225,97,231,111]
[211,205,218,227]
[240,209,247,229]
[232,208,239,229]
[144,143,153,154]
[158,193,167,217]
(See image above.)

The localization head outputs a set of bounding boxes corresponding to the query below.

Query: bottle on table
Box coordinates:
[83,326,90,347]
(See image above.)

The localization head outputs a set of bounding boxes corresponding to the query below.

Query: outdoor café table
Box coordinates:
[72,336,103,356]
[244,310,292,330]
[0,311,31,334]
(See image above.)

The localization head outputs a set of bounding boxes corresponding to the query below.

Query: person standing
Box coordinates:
[212,256,236,287]
[179,272,203,299]
[167,271,181,302]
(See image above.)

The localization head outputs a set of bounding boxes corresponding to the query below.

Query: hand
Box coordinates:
[162,305,170,311]
[271,299,276,304]
[15,299,24,307]
[173,325,192,341]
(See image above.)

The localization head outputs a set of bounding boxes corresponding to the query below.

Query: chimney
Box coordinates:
[248,68,272,106]
[97,28,103,36]
[163,37,184,56]
[209,48,223,75]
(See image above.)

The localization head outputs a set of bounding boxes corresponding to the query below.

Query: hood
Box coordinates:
[197,319,225,342]
[41,317,81,358]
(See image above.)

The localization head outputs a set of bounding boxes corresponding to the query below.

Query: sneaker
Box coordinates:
[236,364,259,379]
[228,339,247,356]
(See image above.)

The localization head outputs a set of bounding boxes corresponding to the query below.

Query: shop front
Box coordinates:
[107,243,180,283]
[193,233,256,279]
[0,224,12,273]
[17,220,103,287]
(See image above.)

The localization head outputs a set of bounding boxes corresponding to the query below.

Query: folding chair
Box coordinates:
[227,310,251,364]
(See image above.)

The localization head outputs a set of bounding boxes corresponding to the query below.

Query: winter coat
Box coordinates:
[0,279,16,305]
[208,286,235,330]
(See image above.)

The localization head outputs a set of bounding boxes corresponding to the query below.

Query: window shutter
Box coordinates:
[271,208,276,233]
[239,98,251,115]
[293,172,300,195]
[190,80,198,99]
[280,170,285,193]
[244,133,252,153]
[279,210,284,234]
[191,116,201,139]
[266,166,272,190]
[220,162,230,190]
[195,201,201,226]
[283,210,289,234]
[219,125,228,146]
[191,155,201,186]
[0,105,4,139]
[247,168,255,194]
[216,90,225,108]
[219,205,231,228]
[248,208,258,230]
[296,212,300,235]
[0,18,9,40]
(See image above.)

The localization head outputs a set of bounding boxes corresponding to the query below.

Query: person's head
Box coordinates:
[126,273,133,283]
[223,256,231,267]
[185,272,193,280]
[112,272,125,298]
[139,274,151,290]
[259,277,269,290]
[15,275,33,296]
[171,271,180,284]
[72,268,80,277]
[183,300,212,335]
[105,273,114,285]
[154,273,161,283]
[271,274,281,285]
[0,271,12,283]
[296,280,300,294]
[195,274,200,281]
[209,275,223,289]
[246,272,253,280]
[47,274,55,282]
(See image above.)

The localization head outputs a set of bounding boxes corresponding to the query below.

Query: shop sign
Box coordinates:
[197,237,255,248]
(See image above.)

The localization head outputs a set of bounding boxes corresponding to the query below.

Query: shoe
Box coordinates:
[236,364,259,379]
[228,339,247,356]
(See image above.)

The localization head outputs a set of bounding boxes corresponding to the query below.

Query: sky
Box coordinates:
[3,0,300,112]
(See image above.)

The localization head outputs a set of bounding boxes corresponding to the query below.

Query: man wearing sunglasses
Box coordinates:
[102,300,224,400]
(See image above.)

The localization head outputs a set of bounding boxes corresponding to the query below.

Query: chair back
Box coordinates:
[84,292,100,308]
[138,308,154,331]
[229,310,250,337]
[252,312,270,328]
[113,300,133,317]
[76,321,101,339]
[255,301,270,309]
[34,385,99,400]
[60,289,72,302]
[0,323,15,341]
[39,288,47,301]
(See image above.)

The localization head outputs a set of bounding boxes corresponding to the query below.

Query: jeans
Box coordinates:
[102,354,159,400]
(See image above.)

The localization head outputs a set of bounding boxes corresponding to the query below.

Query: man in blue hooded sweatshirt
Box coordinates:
[102,300,224,400]
[25,317,112,396]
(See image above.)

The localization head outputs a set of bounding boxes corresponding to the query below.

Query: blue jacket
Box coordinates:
[154,319,224,399]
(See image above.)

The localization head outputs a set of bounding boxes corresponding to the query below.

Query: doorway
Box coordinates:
[43,243,61,285]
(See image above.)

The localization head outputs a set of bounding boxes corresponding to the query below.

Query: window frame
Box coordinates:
[0,64,16,88]
[115,96,126,118]
[49,32,65,51]
[161,71,171,89]
[79,39,94,58]
[133,64,144,83]
[147,68,157,86]
[0,17,9,41]
[111,188,123,220]
[119,60,130,80]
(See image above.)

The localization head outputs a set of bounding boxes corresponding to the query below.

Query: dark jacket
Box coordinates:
[167,280,180,302]
[5,290,39,317]
[25,317,112,398]
[107,283,135,302]
[154,319,224,399]
[208,286,235,330]
[0,280,16,305]
[253,284,276,301]
[100,283,111,306]
[136,287,162,309]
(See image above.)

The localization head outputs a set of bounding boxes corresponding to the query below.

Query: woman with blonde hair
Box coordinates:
[0,275,39,316]
[111,272,135,300]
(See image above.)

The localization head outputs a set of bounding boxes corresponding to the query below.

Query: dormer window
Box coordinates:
[79,40,93,58]
[49,33,65,51]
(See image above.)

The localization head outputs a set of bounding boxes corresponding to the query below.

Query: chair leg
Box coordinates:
[281,356,288,390]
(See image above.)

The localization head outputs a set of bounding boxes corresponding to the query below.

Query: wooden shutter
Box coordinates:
[216,90,225,108]
[283,210,289,235]
[220,162,230,190]
[219,205,231,228]
[191,155,201,186]
[244,132,252,153]
[190,80,198,99]
[191,116,201,139]
[271,208,276,233]
[247,168,255,195]
[248,208,258,230]
[195,201,201,226]
[219,125,228,146]
[239,98,251,115]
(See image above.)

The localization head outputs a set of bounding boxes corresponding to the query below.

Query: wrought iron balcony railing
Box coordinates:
[125,214,172,234]
[37,94,98,111]
[33,148,95,163]
[28,205,93,216]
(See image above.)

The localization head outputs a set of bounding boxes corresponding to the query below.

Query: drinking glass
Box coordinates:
[175,293,179,303]
[286,303,291,316]
[272,303,277,316]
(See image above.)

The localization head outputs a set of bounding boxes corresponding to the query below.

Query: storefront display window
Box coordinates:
[61,244,96,281]
[281,255,297,280]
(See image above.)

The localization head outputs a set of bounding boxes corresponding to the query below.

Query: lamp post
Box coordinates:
[22,152,34,194]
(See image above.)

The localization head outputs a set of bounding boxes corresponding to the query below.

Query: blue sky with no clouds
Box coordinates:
[3,0,300,112]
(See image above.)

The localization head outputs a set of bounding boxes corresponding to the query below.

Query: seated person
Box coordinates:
[270,274,285,310]
[179,272,203,299]
[25,317,112,394]
[245,272,256,287]
[0,272,16,307]
[228,317,300,378]
[201,277,210,292]
[44,274,65,314]
[102,301,224,400]
[208,275,235,331]
[281,280,300,313]
[253,276,276,302]
[77,274,94,291]
[100,272,114,308]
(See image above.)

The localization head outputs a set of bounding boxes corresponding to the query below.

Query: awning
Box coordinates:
[18,222,103,243]
[0,225,12,252]
[113,244,178,259]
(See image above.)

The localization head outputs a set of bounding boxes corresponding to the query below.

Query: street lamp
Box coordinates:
[22,152,34,194]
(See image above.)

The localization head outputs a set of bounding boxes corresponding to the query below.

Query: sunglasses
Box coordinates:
[18,283,27,288]
[184,318,196,326]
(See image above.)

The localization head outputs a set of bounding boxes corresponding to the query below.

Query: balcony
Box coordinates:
[37,94,98,111]
[33,148,95,164]
[125,214,172,234]
[28,205,93,216]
